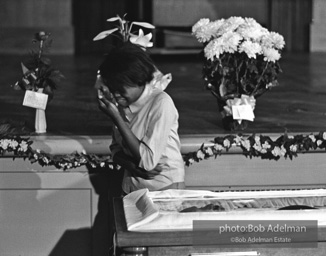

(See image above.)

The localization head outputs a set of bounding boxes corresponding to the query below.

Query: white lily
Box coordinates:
[93,14,155,48]
[129,29,153,48]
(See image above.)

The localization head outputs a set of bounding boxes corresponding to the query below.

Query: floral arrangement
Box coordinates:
[1,132,326,171]
[192,17,285,130]
[12,31,64,100]
[93,14,155,49]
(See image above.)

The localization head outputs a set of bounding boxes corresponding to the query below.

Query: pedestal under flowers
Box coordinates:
[192,16,285,131]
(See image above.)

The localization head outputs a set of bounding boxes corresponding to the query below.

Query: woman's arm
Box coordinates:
[113,151,162,180]
[98,95,141,163]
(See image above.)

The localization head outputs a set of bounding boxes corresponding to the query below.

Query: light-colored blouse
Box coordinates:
[110,72,185,193]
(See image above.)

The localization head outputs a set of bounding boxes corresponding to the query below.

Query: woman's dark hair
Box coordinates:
[99,43,156,92]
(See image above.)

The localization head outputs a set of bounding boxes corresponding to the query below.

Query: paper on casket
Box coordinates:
[123,189,160,230]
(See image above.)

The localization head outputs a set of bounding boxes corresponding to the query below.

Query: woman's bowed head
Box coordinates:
[93,14,155,50]
[96,42,156,109]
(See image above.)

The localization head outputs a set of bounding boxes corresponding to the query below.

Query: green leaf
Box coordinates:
[93,28,119,41]
[107,17,121,22]
[131,21,155,29]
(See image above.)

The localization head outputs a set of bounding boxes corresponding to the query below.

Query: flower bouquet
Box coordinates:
[192,17,285,131]
[12,31,64,134]
[93,13,155,49]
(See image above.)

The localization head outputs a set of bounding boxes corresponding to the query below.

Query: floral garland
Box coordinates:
[1,132,326,171]
[0,135,117,171]
[183,132,326,166]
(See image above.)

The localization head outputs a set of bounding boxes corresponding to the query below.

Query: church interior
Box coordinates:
[1,1,326,256]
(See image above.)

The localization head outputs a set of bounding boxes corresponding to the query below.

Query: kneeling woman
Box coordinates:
[97,42,185,194]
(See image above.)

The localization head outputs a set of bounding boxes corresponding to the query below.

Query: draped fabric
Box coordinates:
[123,189,326,231]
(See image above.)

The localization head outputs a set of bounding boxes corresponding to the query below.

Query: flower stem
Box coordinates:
[252,62,269,95]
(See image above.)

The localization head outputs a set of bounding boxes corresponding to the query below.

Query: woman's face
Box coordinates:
[112,85,145,107]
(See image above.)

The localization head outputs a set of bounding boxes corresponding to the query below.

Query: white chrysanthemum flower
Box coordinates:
[243,17,261,29]
[223,139,231,148]
[253,143,262,152]
[261,148,267,154]
[209,19,226,38]
[261,32,285,50]
[317,140,323,146]
[19,141,28,152]
[271,146,281,157]
[272,146,286,157]
[290,144,298,152]
[262,141,271,149]
[238,25,268,42]
[221,31,242,53]
[281,145,287,156]
[225,16,245,31]
[216,17,243,37]
[269,32,285,49]
[0,139,8,150]
[309,134,316,142]
[260,34,274,48]
[323,132,326,140]
[234,135,243,145]
[192,18,210,33]
[214,144,224,151]
[188,158,195,164]
[239,40,262,59]
[9,140,19,149]
[204,38,224,60]
[193,26,212,43]
[194,21,224,43]
[196,150,205,160]
[262,47,281,62]
[205,147,214,156]
[241,140,251,151]
[43,157,50,164]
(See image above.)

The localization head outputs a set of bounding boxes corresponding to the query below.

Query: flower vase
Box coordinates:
[221,115,249,131]
[35,108,47,134]
[35,88,47,134]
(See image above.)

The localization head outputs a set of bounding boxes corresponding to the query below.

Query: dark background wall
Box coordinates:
[0,0,314,55]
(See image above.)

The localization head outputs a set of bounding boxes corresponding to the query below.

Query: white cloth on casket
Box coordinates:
[123,189,326,232]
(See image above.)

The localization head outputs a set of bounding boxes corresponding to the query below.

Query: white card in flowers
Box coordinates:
[232,104,255,122]
[23,90,48,110]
